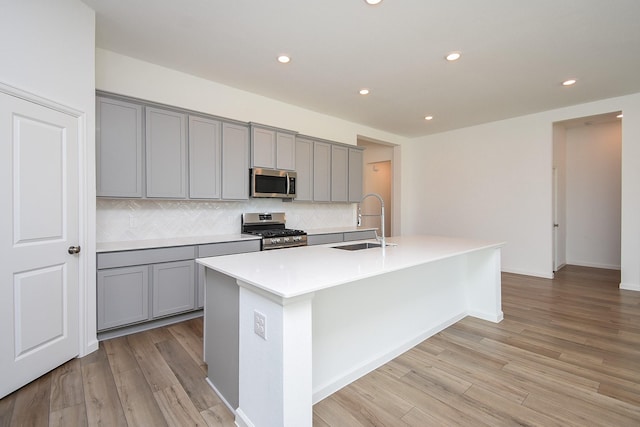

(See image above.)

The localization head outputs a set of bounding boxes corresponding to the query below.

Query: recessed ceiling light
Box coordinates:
[359,89,370,95]
[445,51,461,61]
[365,0,383,5]
[277,55,291,64]
[617,113,623,118]
[424,115,434,121]
[562,79,577,86]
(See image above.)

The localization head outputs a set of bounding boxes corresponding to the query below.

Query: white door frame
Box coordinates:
[0,82,97,358]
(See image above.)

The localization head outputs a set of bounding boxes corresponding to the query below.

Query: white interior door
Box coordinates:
[0,92,80,399]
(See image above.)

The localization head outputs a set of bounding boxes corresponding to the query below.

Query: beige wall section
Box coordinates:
[96,49,408,147]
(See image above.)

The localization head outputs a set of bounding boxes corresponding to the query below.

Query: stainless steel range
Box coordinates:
[242,212,307,250]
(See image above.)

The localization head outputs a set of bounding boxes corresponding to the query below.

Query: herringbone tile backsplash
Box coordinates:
[97,199,356,242]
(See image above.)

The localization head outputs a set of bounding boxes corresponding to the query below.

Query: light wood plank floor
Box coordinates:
[1,265,639,426]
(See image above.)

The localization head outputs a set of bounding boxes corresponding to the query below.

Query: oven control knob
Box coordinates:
[271,238,281,244]
[284,237,290,242]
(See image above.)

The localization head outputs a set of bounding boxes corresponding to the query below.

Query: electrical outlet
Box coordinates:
[254,310,267,340]
[129,215,137,228]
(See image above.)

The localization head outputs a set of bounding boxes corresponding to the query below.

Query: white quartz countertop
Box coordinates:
[96,233,261,253]
[96,227,374,252]
[197,235,505,298]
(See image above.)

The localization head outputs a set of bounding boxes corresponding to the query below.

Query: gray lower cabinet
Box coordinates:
[96,97,143,198]
[97,265,149,330]
[97,240,260,333]
[343,230,377,241]
[222,122,250,200]
[146,107,188,198]
[307,233,343,245]
[307,230,377,246]
[152,260,195,318]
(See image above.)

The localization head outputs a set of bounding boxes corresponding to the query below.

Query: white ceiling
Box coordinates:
[82,0,640,138]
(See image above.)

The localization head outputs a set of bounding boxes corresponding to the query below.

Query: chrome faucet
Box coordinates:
[358,193,385,248]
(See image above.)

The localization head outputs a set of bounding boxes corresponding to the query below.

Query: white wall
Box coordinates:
[95,49,409,240]
[0,0,97,354]
[403,93,640,288]
[565,122,621,269]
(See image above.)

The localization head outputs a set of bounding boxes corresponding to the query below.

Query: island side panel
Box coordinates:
[204,268,239,411]
[312,255,469,403]
[464,247,503,322]
[236,285,314,427]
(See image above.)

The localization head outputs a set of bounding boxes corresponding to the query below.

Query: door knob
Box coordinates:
[68,245,81,254]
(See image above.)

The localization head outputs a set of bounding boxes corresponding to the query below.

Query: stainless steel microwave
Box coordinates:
[250,168,297,199]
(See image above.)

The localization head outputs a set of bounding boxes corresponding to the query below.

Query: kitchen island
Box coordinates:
[197,235,504,427]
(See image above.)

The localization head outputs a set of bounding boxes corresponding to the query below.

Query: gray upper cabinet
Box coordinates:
[145,107,188,198]
[313,141,331,202]
[331,144,349,202]
[348,148,364,202]
[189,116,221,199]
[96,97,143,198]
[276,132,296,170]
[250,124,296,170]
[222,122,250,200]
[294,137,314,201]
[251,126,276,168]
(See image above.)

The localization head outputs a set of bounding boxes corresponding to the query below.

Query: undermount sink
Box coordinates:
[332,242,383,251]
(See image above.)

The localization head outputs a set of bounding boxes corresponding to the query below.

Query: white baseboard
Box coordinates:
[234,408,254,427]
[566,261,621,270]
[501,268,554,279]
[205,377,237,420]
[620,282,640,291]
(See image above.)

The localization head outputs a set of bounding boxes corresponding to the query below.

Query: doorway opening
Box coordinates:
[357,136,399,237]
[552,111,622,274]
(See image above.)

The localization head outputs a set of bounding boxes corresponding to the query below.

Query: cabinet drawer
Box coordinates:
[343,230,377,241]
[198,240,260,257]
[97,245,196,269]
[307,233,343,246]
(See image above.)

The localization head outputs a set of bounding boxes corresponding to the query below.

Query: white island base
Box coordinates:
[198,235,504,427]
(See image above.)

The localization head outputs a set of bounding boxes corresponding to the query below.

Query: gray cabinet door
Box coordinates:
[331,144,349,202]
[295,137,313,201]
[222,122,250,200]
[146,107,188,198]
[96,97,143,197]
[189,116,221,199]
[313,141,331,202]
[251,126,276,169]
[97,265,149,330]
[152,260,195,318]
[276,132,296,170]
[348,148,364,202]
